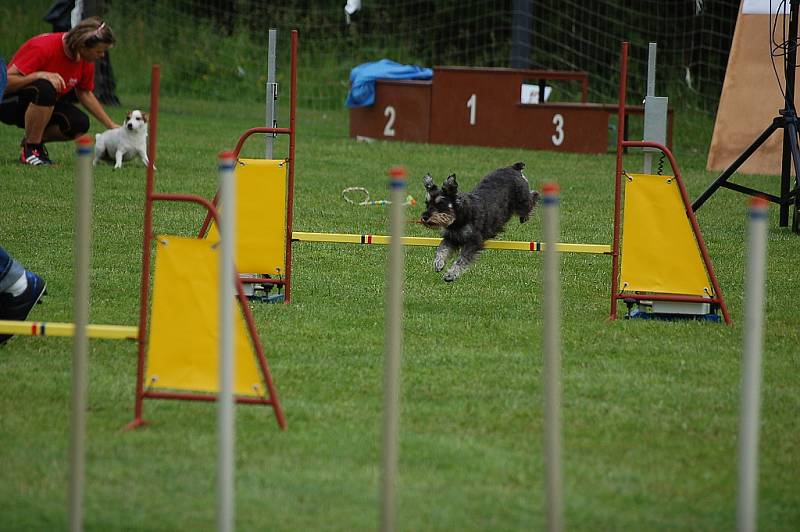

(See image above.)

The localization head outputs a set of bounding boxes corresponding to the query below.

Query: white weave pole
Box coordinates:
[542,182,564,532]
[737,196,769,532]
[380,166,407,532]
[217,151,237,532]
[68,136,93,532]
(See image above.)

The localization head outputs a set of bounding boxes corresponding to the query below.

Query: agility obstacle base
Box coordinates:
[610,42,730,324]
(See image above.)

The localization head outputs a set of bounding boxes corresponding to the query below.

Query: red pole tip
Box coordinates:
[75,135,93,146]
[218,150,236,160]
[389,166,407,179]
[749,195,769,208]
[541,182,560,194]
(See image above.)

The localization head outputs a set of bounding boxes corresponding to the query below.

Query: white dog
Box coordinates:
[93,110,150,169]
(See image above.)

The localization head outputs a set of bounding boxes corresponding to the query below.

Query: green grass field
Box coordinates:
[0,94,798,531]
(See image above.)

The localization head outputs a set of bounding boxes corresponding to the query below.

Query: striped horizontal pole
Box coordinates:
[0,320,138,340]
[292,231,611,255]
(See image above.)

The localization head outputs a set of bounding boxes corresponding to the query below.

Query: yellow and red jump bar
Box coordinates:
[0,320,138,340]
[291,231,611,254]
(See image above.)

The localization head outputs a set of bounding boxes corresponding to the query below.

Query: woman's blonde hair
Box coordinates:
[64,16,115,56]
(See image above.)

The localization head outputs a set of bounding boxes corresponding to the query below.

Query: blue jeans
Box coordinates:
[0,57,6,97]
[0,246,25,294]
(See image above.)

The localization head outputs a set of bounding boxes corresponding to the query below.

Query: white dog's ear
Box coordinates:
[142,112,148,123]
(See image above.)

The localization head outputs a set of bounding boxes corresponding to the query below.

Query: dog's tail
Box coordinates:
[513,162,525,171]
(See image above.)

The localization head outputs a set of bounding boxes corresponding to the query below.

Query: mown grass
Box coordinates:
[0,92,798,531]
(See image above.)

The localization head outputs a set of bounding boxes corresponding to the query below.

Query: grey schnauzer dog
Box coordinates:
[421,162,539,282]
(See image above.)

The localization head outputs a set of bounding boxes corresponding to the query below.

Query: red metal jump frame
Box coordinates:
[609,41,731,325]
[126,62,287,431]
[197,30,298,305]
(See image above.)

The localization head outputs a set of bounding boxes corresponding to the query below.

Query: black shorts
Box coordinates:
[0,79,89,139]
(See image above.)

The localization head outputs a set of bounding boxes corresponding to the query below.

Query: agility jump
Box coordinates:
[125,55,290,430]
[609,42,730,324]
[292,231,611,254]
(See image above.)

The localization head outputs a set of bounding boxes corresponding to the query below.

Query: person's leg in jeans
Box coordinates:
[0,245,46,344]
[0,57,6,96]
[0,246,26,294]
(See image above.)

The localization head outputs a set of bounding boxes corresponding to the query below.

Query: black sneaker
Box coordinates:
[20,142,53,166]
[0,271,47,344]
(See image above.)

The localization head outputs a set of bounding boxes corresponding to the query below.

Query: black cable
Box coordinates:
[769,0,799,105]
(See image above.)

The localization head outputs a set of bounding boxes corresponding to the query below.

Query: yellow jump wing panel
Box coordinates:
[207,158,288,275]
[620,173,712,296]
[145,236,264,397]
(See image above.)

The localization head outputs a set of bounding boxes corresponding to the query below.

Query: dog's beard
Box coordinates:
[422,212,456,228]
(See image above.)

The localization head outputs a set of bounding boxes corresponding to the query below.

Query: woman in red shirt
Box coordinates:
[0,17,120,165]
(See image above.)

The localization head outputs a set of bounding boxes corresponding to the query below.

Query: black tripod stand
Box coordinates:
[693,0,800,233]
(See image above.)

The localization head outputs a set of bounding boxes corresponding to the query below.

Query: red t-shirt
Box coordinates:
[9,32,95,97]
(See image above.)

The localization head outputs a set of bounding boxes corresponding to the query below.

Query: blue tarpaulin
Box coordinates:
[346,59,432,108]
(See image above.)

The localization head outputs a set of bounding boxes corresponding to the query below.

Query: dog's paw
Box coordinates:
[433,257,445,272]
[443,265,461,281]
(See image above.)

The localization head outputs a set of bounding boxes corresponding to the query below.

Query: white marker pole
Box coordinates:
[217,151,237,532]
[68,135,93,532]
[643,42,657,174]
[542,182,563,532]
[380,166,407,532]
[265,28,277,159]
[737,196,769,532]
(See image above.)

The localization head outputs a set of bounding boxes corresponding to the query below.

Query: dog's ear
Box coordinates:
[423,174,438,201]
[142,112,148,123]
[423,173,437,190]
[442,173,458,196]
